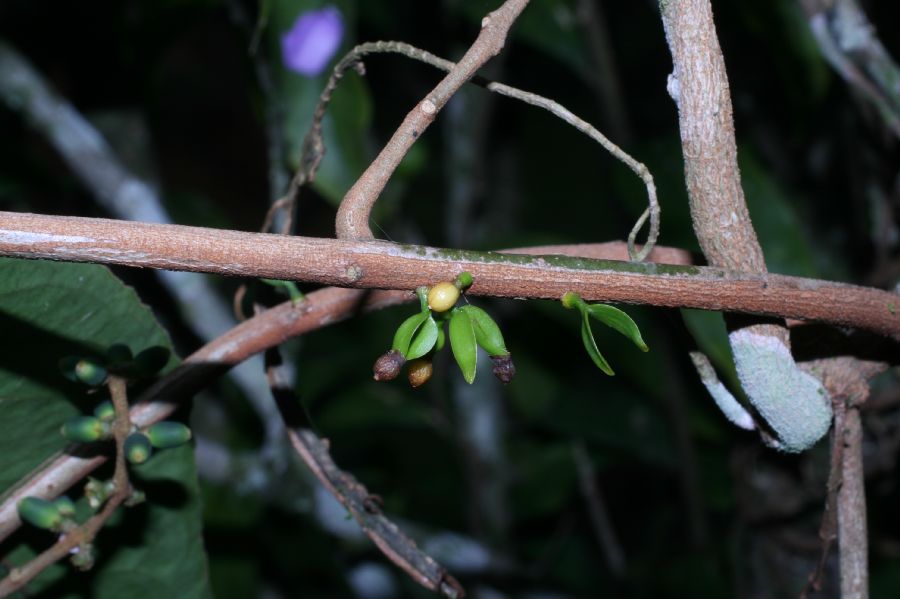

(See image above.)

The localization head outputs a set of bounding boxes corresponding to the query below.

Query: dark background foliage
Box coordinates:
[1,0,899,597]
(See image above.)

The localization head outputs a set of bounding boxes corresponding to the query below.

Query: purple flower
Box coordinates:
[280,6,344,77]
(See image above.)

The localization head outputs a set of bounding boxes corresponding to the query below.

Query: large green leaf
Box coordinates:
[0,258,210,598]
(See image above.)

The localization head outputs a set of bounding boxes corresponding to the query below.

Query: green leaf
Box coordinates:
[462,305,508,357]
[586,304,649,352]
[0,258,211,598]
[132,346,172,377]
[449,309,477,384]
[269,0,372,205]
[406,316,438,360]
[581,311,615,376]
[391,311,429,357]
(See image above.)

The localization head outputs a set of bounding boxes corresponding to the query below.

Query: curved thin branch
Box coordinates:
[334,0,529,240]
[0,211,896,338]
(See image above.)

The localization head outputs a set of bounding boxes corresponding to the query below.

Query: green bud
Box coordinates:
[146,421,192,449]
[75,359,107,386]
[561,291,582,310]
[124,433,153,465]
[93,401,116,422]
[61,416,107,443]
[60,356,107,386]
[454,271,474,290]
[105,343,133,370]
[53,495,77,518]
[17,497,63,531]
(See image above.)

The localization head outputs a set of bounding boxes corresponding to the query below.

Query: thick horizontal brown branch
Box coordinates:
[0,211,897,339]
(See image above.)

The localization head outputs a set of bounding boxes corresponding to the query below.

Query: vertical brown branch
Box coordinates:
[658,0,832,453]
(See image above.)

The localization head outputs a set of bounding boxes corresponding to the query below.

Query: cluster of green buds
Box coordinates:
[124,421,193,465]
[60,401,192,464]
[561,292,649,375]
[373,272,515,387]
[59,343,170,387]
[63,399,188,459]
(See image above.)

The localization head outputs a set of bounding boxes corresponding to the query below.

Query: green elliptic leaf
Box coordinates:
[391,311,429,357]
[0,258,211,598]
[406,316,439,360]
[461,305,508,357]
[581,312,615,376]
[449,308,477,384]
[586,304,649,352]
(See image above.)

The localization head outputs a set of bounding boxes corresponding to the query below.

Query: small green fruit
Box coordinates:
[61,416,107,443]
[454,271,473,290]
[146,421,192,449]
[428,282,460,313]
[53,495,77,518]
[17,497,63,531]
[75,359,107,386]
[93,401,115,422]
[124,433,153,464]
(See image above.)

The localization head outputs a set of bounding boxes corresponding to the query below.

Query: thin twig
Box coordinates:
[798,0,900,139]
[0,376,133,596]
[571,441,626,578]
[263,347,465,597]
[802,396,846,597]
[838,405,868,598]
[335,0,530,240]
